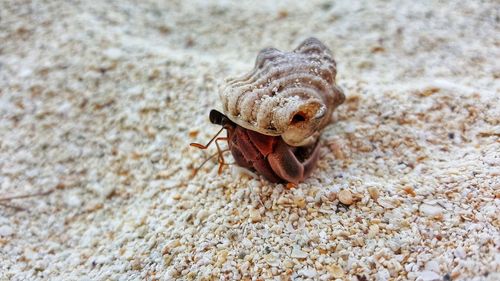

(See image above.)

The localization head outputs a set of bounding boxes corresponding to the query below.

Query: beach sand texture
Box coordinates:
[1,0,499,280]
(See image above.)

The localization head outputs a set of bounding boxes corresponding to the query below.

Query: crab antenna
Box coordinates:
[192,149,230,176]
[190,127,225,149]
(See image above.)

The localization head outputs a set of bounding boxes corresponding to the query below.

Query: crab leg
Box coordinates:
[267,140,320,183]
[230,127,282,182]
[300,141,321,179]
[190,127,225,149]
[215,137,228,174]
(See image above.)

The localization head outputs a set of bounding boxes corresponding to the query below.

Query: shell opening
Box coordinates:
[289,101,324,127]
[290,112,307,125]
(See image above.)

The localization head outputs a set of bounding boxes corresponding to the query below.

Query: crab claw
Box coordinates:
[267,139,321,184]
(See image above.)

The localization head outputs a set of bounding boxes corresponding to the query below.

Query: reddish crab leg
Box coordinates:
[191,149,231,176]
[214,137,228,174]
[190,127,231,175]
[267,140,320,184]
[190,127,225,150]
[300,143,321,179]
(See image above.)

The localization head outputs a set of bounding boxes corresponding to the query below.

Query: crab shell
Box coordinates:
[220,37,345,147]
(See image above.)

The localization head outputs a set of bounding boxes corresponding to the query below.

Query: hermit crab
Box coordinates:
[191,37,345,183]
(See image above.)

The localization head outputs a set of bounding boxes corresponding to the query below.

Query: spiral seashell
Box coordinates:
[220,37,345,147]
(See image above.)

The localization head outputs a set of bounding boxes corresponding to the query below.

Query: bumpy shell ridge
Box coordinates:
[220,37,345,146]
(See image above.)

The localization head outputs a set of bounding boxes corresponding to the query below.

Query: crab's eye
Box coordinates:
[209,109,226,125]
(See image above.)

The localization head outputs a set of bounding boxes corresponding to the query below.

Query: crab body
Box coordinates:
[191,38,344,183]
[210,109,320,183]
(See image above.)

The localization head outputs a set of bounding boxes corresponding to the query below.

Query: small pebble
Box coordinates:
[367,224,379,238]
[103,48,123,60]
[294,197,306,208]
[0,225,14,237]
[378,198,396,209]
[344,122,356,133]
[329,141,345,160]
[327,264,345,278]
[454,247,466,259]
[425,260,440,272]
[65,194,82,208]
[264,254,279,267]
[291,247,308,259]
[368,186,379,200]
[241,238,252,248]
[417,271,441,281]
[420,204,443,216]
[196,210,209,222]
[172,193,181,200]
[298,268,317,278]
[338,190,353,205]
[216,250,228,266]
[249,208,262,223]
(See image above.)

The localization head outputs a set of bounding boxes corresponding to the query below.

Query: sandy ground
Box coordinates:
[1,0,499,280]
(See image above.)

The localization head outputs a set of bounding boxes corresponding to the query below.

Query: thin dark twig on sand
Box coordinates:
[0,189,54,211]
[0,202,26,211]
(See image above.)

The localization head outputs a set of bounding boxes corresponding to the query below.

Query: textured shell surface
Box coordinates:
[220,37,345,147]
